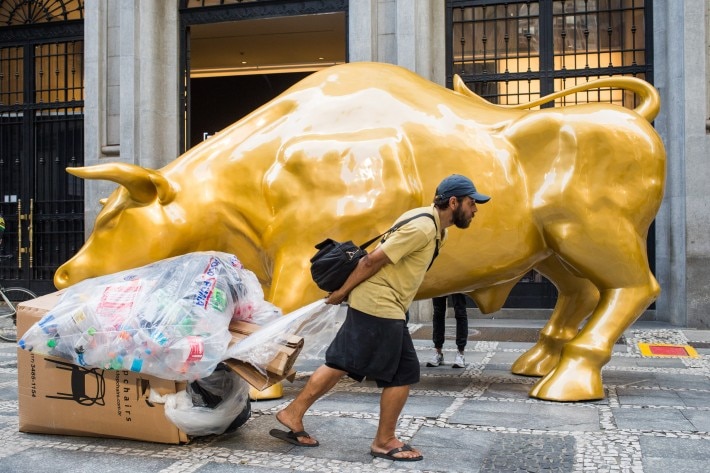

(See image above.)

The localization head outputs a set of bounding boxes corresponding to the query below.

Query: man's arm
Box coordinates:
[325,246,392,305]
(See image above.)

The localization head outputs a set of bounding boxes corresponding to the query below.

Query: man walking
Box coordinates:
[270,174,490,461]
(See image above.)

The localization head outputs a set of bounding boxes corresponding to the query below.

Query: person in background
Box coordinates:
[269,174,490,462]
[427,293,470,368]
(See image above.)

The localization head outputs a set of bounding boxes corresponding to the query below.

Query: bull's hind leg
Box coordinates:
[529,225,660,401]
[511,255,599,377]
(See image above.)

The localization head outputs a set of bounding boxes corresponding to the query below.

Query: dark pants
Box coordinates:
[432,293,468,351]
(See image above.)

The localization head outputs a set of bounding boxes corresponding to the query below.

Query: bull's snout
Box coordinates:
[54,266,72,289]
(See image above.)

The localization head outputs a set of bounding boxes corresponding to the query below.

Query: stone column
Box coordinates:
[680,0,710,328]
[349,0,445,84]
[348,0,443,322]
[653,0,710,328]
[83,0,180,233]
[395,0,446,85]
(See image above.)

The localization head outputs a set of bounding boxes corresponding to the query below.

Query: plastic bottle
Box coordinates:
[81,341,111,369]
[71,308,100,333]
[117,347,157,373]
[17,328,58,353]
[70,308,104,365]
[36,313,59,335]
[164,335,205,375]
[73,327,97,355]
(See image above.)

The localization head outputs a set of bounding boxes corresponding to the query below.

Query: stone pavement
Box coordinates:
[1,317,709,473]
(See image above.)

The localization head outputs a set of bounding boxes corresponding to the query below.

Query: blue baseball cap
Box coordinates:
[435,174,490,204]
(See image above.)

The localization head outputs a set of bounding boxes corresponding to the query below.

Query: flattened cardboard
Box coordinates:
[16,291,189,444]
[226,321,304,391]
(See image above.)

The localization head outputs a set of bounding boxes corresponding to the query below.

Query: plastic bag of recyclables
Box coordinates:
[18,251,342,382]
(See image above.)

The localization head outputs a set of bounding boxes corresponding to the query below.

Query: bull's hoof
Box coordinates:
[511,343,561,377]
[528,358,604,401]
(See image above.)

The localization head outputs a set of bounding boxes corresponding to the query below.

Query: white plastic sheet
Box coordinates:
[149,367,251,436]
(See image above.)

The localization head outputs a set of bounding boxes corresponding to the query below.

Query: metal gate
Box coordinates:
[446,0,653,308]
[0,1,84,295]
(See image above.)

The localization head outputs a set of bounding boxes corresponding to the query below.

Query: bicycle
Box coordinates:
[0,255,38,342]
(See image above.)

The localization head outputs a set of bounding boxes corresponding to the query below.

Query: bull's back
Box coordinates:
[161,63,540,290]
[166,63,521,171]
[164,61,532,228]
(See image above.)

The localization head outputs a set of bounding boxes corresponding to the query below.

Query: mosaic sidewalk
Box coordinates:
[0,321,709,473]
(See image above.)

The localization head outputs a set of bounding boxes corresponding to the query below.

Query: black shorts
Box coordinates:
[325,306,420,388]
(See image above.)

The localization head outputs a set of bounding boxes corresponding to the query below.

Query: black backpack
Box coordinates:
[309,213,438,292]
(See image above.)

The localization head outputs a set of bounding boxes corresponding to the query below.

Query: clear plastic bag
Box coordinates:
[19,251,277,381]
[19,250,345,386]
[149,366,251,437]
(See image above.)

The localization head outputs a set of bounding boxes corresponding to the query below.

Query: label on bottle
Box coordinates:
[185,336,204,362]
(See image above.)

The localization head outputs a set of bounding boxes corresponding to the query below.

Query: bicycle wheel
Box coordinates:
[0,287,38,343]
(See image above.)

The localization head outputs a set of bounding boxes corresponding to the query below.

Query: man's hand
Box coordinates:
[325,290,347,305]
[323,248,392,305]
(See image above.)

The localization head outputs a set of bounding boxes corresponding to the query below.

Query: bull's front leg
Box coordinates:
[267,246,327,314]
[512,256,600,377]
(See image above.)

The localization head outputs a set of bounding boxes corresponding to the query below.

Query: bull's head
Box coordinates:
[54,163,179,289]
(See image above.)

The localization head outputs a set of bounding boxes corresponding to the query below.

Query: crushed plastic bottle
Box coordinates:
[164,336,205,373]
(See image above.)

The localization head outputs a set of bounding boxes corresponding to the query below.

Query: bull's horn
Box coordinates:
[66,163,176,205]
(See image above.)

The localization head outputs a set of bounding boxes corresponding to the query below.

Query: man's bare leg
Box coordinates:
[370,385,422,460]
[275,364,345,445]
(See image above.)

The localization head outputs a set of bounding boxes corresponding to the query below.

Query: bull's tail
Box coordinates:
[453,75,660,123]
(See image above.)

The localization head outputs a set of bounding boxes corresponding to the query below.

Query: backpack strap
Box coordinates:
[359,212,440,270]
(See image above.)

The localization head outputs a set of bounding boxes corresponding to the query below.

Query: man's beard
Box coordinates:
[453,205,472,229]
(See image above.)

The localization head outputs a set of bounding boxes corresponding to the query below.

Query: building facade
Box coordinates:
[1,0,708,327]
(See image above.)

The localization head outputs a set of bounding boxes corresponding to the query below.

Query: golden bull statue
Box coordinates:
[54,62,665,402]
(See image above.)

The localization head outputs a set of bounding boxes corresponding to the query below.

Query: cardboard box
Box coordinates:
[16,291,306,441]
[17,292,190,444]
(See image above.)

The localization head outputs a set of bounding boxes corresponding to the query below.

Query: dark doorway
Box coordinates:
[180,2,348,153]
[189,72,310,148]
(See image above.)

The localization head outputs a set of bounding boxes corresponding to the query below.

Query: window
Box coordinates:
[0,0,83,25]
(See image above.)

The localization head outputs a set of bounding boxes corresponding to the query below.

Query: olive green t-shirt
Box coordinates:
[348,205,445,320]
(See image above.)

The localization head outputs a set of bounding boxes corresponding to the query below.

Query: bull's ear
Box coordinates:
[453,74,495,107]
[453,74,474,96]
[66,163,175,205]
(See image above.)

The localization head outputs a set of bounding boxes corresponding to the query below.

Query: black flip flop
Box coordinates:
[370,444,423,462]
[269,428,320,447]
